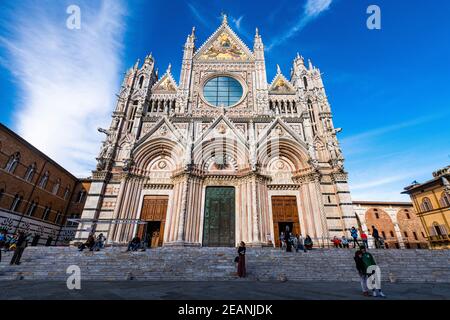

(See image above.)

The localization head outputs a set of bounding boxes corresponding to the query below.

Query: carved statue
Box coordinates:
[123,158,134,171]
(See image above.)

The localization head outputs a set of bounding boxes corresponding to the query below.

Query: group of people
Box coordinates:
[0,229,30,265]
[280,232,313,252]
[332,226,385,249]
[78,233,106,252]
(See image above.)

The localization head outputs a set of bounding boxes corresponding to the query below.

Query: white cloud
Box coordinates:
[232,16,244,30]
[267,0,334,50]
[0,1,126,177]
[304,0,333,17]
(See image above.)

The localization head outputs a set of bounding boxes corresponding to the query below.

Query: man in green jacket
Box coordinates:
[360,246,386,297]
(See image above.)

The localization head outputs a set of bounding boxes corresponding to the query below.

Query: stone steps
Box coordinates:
[0,247,449,282]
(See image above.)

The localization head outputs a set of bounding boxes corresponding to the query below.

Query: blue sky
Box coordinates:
[0,0,449,201]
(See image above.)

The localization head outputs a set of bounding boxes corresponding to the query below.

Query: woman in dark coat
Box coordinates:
[237,241,246,277]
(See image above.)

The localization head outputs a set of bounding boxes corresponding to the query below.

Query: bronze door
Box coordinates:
[203,187,235,247]
[271,196,301,247]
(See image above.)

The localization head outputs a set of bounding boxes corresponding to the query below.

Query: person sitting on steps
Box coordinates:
[304,235,313,250]
[127,236,141,251]
[93,233,106,251]
[78,233,96,252]
[341,236,349,248]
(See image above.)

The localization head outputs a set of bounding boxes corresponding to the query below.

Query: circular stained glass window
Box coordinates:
[203,76,243,107]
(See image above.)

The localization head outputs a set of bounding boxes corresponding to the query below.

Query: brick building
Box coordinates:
[0,123,90,245]
[353,201,428,249]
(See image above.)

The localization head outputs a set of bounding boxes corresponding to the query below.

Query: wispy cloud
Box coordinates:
[188,3,212,29]
[267,0,333,51]
[232,15,244,30]
[342,115,439,145]
[0,1,126,176]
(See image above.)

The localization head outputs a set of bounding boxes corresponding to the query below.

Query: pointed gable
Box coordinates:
[269,65,296,94]
[151,65,178,93]
[135,117,185,151]
[194,114,248,147]
[194,16,253,61]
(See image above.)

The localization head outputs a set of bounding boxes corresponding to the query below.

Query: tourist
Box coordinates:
[298,234,306,252]
[127,236,141,251]
[361,246,386,297]
[350,227,360,248]
[10,231,28,265]
[286,233,293,252]
[354,250,369,296]
[293,234,299,252]
[304,235,313,250]
[361,232,368,249]
[93,233,106,251]
[378,236,385,249]
[78,233,95,252]
[332,236,341,248]
[237,241,246,277]
[279,232,285,250]
[371,226,380,248]
[341,236,349,248]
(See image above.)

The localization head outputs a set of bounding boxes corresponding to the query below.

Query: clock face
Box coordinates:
[203,76,243,107]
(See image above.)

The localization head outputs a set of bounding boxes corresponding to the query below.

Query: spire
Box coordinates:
[134,59,140,70]
[144,53,153,65]
[191,26,196,37]
[167,63,172,73]
[255,27,259,36]
[308,59,313,70]
[222,12,228,25]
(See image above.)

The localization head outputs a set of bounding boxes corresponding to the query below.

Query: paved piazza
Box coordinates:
[0,281,448,300]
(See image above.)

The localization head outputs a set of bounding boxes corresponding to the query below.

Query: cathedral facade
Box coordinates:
[75,16,357,247]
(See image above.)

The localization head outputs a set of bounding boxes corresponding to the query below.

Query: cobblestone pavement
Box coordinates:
[0,281,448,300]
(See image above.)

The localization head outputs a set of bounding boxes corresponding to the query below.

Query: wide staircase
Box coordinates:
[0,247,449,282]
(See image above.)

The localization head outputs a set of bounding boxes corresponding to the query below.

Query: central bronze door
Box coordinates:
[203,187,235,247]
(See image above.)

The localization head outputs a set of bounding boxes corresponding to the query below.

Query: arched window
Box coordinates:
[10,194,23,212]
[390,231,394,238]
[421,197,433,212]
[39,171,49,189]
[5,152,20,173]
[381,231,386,239]
[63,186,70,200]
[24,163,36,182]
[440,192,450,207]
[55,211,62,224]
[404,231,408,238]
[52,179,61,195]
[42,206,51,221]
[76,189,86,203]
[375,211,379,219]
[431,222,443,236]
[406,211,411,219]
[138,75,144,89]
[27,201,38,216]
[303,76,308,89]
